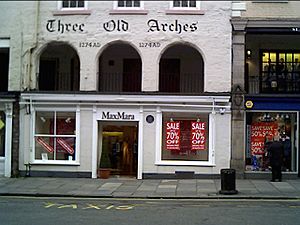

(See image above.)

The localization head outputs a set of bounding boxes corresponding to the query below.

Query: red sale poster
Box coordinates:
[166,121,180,150]
[250,122,278,155]
[191,121,206,150]
[50,119,75,154]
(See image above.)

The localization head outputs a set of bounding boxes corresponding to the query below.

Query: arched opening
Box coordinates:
[0,48,9,92]
[38,42,80,91]
[98,43,142,92]
[159,44,204,93]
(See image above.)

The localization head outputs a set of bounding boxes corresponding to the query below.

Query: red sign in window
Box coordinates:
[166,121,180,150]
[250,122,278,155]
[191,121,206,150]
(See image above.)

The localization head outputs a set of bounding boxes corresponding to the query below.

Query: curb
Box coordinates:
[1,193,300,200]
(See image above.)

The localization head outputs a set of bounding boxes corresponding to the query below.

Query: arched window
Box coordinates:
[0,48,9,92]
[39,42,80,91]
[99,43,142,93]
[159,44,204,93]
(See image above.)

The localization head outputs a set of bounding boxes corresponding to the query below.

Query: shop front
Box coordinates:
[231,18,300,177]
[245,96,300,178]
[94,95,232,179]
[19,93,231,179]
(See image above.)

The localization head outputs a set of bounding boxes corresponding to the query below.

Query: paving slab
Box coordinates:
[251,180,280,193]
[98,182,122,191]
[272,182,298,193]
[179,179,197,184]
[140,183,160,190]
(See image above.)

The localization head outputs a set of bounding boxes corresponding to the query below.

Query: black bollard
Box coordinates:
[219,169,238,195]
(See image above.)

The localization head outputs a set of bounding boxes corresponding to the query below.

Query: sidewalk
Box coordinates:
[1,177,300,199]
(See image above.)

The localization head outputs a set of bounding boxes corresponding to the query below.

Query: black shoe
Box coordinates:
[271,180,275,182]
[278,179,282,182]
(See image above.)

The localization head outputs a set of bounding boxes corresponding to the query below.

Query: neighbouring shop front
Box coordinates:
[0,97,14,177]
[231,18,300,178]
[245,96,300,178]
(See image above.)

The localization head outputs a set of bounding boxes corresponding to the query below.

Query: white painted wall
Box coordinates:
[0,1,232,91]
[30,1,232,92]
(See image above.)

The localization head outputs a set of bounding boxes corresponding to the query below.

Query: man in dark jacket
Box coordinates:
[268,135,284,182]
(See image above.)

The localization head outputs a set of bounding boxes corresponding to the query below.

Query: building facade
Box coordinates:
[0,1,233,178]
[0,2,26,177]
[232,1,300,178]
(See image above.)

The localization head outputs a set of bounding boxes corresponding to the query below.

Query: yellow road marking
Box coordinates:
[58,204,78,209]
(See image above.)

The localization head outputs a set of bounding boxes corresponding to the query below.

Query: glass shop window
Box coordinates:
[162,113,209,161]
[34,111,76,161]
[0,111,5,157]
[246,112,297,172]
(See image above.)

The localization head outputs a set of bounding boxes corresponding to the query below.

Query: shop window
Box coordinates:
[34,111,76,162]
[246,112,297,172]
[39,42,80,91]
[0,111,5,157]
[260,51,300,93]
[162,113,209,161]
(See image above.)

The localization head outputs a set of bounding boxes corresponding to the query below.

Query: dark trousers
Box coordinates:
[272,165,282,181]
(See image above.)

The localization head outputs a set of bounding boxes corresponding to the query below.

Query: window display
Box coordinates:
[246,112,297,172]
[34,111,76,161]
[162,113,209,161]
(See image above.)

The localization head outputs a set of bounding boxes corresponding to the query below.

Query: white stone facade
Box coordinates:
[1,1,233,178]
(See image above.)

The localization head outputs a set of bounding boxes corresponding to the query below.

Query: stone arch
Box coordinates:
[38,41,80,91]
[97,41,142,93]
[158,42,204,93]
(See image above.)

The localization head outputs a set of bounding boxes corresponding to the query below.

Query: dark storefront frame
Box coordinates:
[245,95,300,177]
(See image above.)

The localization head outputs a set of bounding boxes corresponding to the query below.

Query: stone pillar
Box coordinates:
[230,19,247,177]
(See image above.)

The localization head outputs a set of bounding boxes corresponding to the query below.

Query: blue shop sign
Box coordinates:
[245,96,300,111]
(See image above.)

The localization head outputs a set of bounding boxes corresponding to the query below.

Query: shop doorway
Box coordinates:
[99,122,138,177]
